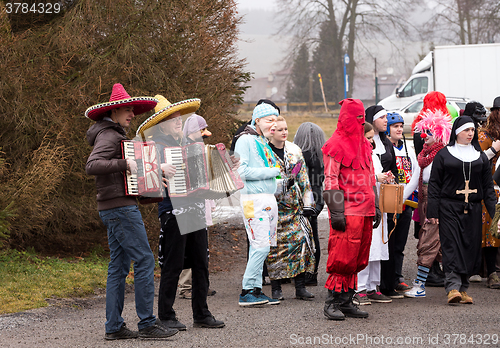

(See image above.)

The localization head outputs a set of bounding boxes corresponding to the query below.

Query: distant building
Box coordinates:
[242,69,405,107]
[352,73,406,105]
[243,69,290,104]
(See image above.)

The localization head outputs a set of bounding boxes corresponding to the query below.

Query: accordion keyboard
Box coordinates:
[123,142,139,195]
[164,147,187,195]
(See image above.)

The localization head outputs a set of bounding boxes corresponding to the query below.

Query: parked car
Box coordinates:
[391,96,470,134]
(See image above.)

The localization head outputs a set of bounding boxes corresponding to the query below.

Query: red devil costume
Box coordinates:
[322,98,377,320]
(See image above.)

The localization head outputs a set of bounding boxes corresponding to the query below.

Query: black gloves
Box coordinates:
[302,207,316,217]
[323,190,346,232]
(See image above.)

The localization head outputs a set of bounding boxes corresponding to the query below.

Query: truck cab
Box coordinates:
[378,52,434,110]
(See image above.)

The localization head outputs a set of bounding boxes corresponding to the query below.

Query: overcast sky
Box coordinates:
[237,0,277,10]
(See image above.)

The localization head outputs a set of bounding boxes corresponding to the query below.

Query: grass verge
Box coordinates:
[235,110,339,140]
[0,248,110,314]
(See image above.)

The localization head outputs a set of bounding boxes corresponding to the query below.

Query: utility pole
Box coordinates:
[375,58,379,104]
[343,53,350,99]
[308,75,313,112]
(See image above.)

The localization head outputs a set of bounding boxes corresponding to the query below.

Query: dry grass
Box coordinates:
[235,110,339,140]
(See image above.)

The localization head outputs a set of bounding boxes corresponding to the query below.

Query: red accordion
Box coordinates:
[121,140,164,203]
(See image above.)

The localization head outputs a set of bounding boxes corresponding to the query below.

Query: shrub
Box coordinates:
[0,0,249,253]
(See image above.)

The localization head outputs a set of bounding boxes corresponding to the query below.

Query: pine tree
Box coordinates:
[311,21,343,104]
[286,43,310,102]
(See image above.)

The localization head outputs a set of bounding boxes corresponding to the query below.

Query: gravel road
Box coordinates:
[1,215,499,348]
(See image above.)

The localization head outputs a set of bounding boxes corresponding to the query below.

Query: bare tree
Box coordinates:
[275,0,421,102]
[429,0,500,44]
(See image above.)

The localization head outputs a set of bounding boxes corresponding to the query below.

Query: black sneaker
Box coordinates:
[159,318,187,331]
[193,316,225,328]
[382,290,404,299]
[105,323,138,340]
[138,323,178,339]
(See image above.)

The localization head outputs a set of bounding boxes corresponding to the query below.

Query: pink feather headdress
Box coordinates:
[414,109,452,145]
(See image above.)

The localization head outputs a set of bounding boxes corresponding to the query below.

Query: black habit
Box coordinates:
[427,117,496,276]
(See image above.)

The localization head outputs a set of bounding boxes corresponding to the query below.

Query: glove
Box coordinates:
[373,206,382,229]
[323,190,346,232]
[330,210,346,231]
[302,207,316,218]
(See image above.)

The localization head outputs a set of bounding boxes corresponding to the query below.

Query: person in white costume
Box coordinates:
[354,123,393,305]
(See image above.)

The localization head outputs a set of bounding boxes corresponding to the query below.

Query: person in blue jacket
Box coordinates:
[234,103,281,306]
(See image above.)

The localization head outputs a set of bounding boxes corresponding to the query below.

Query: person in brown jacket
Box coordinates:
[85,83,177,340]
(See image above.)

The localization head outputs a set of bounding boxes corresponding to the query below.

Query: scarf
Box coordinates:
[417,142,444,204]
[255,135,278,168]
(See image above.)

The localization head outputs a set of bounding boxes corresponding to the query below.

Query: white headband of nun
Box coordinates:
[455,122,475,135]
[372,109,387,122]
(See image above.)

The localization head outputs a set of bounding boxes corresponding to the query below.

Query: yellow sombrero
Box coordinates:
[136,95,201,137]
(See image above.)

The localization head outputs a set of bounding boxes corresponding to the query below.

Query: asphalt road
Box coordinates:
[1,215,499,348]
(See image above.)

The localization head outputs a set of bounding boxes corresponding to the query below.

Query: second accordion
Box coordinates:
[164,142,243,199]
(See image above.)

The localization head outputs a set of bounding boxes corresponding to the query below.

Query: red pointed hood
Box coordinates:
[322,98,372,169]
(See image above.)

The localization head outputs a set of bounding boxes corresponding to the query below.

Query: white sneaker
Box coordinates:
[469,274,482,282]
[404,280,426,298]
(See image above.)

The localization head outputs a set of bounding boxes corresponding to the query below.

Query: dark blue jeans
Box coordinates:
[99,205,156,333]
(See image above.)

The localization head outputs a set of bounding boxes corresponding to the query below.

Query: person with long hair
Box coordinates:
[293,122,326,286]
[266,116,316,301]
[477,97,500,289]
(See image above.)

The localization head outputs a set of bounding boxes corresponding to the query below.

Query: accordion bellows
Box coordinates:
[164,142,244,200]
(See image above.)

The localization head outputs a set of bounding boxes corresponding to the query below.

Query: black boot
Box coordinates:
[295,273,315,300]
[339,289,369,318]
[426,260,445,287]
[324,290,345,321]
[305,272,318,286]
[271,279,284,300]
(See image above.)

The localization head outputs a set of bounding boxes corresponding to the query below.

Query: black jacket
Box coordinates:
[377,133,399,183]
[302,150,324,213]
